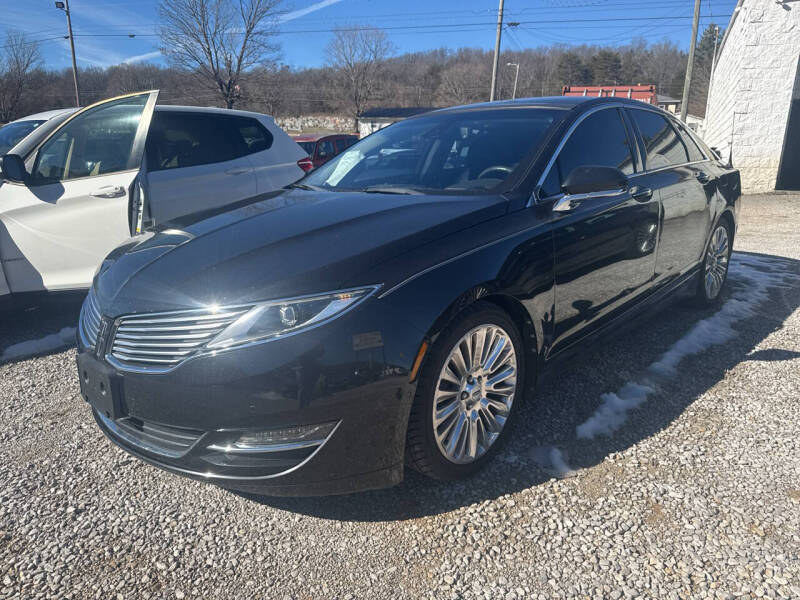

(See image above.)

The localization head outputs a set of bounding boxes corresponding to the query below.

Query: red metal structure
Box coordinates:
[562,85,658,105]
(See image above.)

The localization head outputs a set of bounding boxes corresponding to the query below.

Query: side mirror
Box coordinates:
[562,165,627,195]
[1,154,29,184]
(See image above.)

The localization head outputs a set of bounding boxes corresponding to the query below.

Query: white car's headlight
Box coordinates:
[205,286,380,350]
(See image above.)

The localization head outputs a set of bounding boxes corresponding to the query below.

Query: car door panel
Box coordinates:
[144,111,260,225]
[551,191,659,354]
[539,106,659,357]
[0,90,158,294]
[626,108,712,284]
[0,173,135,291]
[146,156,257,224]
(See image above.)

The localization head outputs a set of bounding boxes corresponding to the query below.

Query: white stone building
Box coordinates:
[704,0,800,192]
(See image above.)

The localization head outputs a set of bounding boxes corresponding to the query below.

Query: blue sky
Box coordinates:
[1,0,737,71]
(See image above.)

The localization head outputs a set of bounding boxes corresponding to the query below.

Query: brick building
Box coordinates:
[704,0,800,192]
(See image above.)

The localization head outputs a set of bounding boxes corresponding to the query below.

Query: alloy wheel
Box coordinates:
[432,324,517,464]
[704,225,730,299]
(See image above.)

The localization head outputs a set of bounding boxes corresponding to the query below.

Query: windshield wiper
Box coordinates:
[362,186,423,195]
[287,182,325,191]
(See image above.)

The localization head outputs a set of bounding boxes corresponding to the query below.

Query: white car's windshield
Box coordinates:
[0,120,45,155]
[303,108,561,194]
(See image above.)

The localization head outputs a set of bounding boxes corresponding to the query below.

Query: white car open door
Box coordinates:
[0,91,158,296]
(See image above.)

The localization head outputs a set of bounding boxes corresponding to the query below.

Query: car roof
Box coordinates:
[432,95,660,114]
[292,133,356,142]
[9,108,78,124]
[154,105,275,119]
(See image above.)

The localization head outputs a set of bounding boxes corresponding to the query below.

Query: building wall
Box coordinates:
[704,0,800,193]
[275,115,356,134]
[358,120,394,138]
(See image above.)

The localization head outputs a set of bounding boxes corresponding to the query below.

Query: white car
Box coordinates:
[0,91,307,301]
[0,108,77,157]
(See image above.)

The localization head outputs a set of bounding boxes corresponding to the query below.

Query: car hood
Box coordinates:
[97,189,508,315]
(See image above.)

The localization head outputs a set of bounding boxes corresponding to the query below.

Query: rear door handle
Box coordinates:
[630,186,653,202]
[695,172,711,184]
[90,185,125,198]
[225,168,251,176]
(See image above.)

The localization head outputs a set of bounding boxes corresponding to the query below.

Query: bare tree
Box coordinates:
[326,25,392,123]
[158,0,283,109]
[437,62,489,106]
[0,32,41,122]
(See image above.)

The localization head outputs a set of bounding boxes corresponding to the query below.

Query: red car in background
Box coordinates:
[292,133,359,171]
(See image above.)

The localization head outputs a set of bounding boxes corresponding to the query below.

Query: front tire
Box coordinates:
[405,302,525,481]
[694,220,732,306]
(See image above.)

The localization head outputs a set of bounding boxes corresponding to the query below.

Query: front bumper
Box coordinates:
[79,302,423,496]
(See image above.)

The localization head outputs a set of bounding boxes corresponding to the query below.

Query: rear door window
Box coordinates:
[540,108,635,197]
[146,112,240,171]
[231,117,273,155]
[629,109,690,170]
[317,140,335,159]
[674,121,706,162]
[334,138,348,153]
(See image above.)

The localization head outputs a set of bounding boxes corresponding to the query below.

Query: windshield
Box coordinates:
[0,120,45,155]
[303,108,560,194]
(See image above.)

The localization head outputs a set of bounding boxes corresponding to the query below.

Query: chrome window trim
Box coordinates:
[532,102,714,206]
[551,187,628,212]
[624,104,712,169]
[531,103,633,206]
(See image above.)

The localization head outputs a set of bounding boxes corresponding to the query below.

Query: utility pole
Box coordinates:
[680,0,701,122]
[489,0,505,102]
[507,62,520,100]
[55,0,81,107]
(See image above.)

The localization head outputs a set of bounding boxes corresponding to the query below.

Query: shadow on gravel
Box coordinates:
[0,291,85,364]
[242,251,800,521]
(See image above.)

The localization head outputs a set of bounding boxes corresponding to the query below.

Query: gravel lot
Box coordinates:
[1,194,799,600]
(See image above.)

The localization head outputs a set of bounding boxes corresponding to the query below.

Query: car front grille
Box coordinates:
[97,412,204,458]
[108,306,251,372]
[78,290,102,348]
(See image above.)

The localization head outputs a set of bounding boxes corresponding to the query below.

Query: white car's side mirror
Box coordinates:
[0,154,28,185]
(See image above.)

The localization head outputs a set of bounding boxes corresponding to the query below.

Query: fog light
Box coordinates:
[210,421,338,454]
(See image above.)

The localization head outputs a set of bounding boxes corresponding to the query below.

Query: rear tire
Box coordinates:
[405,302,525,481]
[694,220,732,306]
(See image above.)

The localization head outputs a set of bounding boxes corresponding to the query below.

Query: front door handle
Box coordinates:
[225,168,251,176]
[695,172,711,184]
[91,185,125,198]
[630,186,653,202]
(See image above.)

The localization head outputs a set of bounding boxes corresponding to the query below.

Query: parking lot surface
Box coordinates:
[1,195,799,600]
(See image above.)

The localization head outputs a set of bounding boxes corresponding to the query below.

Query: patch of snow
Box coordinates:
[530,446,577,478]
[576,382,654,439]
[576,253,799,440]
[1,327,76,362]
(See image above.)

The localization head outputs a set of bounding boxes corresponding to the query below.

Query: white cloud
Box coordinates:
[279,0,344,23]
[123,51,162,65]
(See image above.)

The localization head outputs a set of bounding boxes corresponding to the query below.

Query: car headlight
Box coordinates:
[205,286,380,350]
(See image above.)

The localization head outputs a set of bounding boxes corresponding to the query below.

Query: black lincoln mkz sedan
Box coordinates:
[77,96,739,496]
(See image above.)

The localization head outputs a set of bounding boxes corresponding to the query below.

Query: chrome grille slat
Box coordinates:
[113,340,203,349]
[115,332,214,341]
[108,304,252,372]
[78,290,102,348]
[121,311,248,325]
[117,321,237,333]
